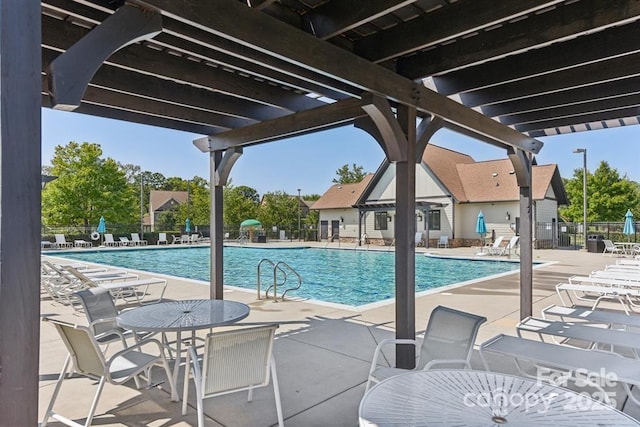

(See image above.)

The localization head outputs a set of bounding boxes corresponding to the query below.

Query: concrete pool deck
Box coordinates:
[39,244,640,426]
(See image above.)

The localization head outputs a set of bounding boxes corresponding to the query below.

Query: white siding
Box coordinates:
[456,202,519,240]
[535,199,558,224]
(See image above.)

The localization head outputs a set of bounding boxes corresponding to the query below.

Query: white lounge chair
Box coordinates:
[157,232,168,245]
[478,236,504,254]
[131,233,147,246]
[603,239,623,256]
[365,306,486,392]
[41,318,175,427]
[65,267,167,305]
[54,234,73,249]
[173,234,189,244]
[103,234,120,247]
[479,334,640,406]
[73,239,92,248]
[490,235,519,256]
[182,324,283,427]
[119,236,133,246]
[517,316,640,357]
[414,232,424,247]
[189,233,201,244]
[436,235,449,248]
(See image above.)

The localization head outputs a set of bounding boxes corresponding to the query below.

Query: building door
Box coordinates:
[320,220,328,240]
[331,220,340,241]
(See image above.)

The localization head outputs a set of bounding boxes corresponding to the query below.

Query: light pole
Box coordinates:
[140,175,144,239]
[573,148,587,250]
[297,188,301,242]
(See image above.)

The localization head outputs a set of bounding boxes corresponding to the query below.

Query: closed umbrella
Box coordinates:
[475,211,487,244]
[97,216,106,246]
[623,209,635,241]
[185,218,191,234]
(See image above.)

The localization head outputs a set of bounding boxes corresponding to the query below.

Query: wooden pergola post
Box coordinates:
[0,1,42,424]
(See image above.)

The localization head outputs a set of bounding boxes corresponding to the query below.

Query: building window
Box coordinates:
[428,210,441,230]
[374,211,388,230]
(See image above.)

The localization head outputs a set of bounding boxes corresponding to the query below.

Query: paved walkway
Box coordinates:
[38,245,638,426]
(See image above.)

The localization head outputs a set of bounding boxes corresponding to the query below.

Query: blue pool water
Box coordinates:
[54,247,520,306]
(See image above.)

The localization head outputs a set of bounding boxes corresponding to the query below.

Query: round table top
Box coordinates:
[359,370,640,427]
[117,299,250,332]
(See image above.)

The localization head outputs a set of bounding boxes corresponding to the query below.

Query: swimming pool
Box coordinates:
[53,247,520,307]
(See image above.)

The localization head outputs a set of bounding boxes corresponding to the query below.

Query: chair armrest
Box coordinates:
[368,338,419,377]
[423,358,472,370]
[108,337,165,362]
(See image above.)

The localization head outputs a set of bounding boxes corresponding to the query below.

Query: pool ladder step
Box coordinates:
[256,259,302,302]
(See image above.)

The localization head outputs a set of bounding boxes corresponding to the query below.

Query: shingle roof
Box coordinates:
[149,190,188,211]
[421,145,475,201]
[457,160,558,202]
[312,174,374,209]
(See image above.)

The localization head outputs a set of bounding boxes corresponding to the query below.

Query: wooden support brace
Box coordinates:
[47,5,162,110]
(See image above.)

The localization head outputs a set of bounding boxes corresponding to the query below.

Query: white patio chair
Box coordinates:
[414,232,424,247]
[603,239,623,256]
[103,234,120,247]
[436,235,449,248]
[131,233,147,246]
[182,324,283,427]
[365,305,486,392]
[119,236,133,246]
[54,234,73,249]
[189,233,201,244]
[157,232,168,245]
[41,318,175,427]
[74,287,153,348]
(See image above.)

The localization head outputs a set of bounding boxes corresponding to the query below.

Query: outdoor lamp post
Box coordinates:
[573,148,587,250]
[297,188,301,242]
[140,175,144,240]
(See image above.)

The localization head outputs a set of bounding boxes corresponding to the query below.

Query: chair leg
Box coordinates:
[270,357,284,427]
[84,377,107,427]
[41,354,72,427]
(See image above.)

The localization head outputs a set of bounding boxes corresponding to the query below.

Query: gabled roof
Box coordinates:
[312,175,374,210]
[456,160,566,203]
[149,190,188,212]
[354,144,567,206]
[421,145,475,201]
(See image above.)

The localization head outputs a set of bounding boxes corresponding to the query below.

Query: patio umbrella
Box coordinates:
[623,209,635,241]
[185,218,191,234]
[475,211,487,244]
[240,219,261,228]
[97,216,106,246]
[240,219,262,242]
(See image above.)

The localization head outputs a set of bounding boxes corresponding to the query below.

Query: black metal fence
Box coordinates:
[42,223,320,244]
[536,221,638,249]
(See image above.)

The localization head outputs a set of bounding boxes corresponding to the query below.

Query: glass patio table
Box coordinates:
[359,369,640,426]
[117,299,250,400]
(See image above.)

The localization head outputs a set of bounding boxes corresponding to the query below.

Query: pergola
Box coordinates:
[2,1,640,423]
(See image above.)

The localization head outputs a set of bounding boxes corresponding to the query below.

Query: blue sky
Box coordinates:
[42,108,640,197]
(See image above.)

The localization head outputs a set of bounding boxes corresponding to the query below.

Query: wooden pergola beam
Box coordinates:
[194,98,366,152]
[137,0,543,154]
[397,0,640,79]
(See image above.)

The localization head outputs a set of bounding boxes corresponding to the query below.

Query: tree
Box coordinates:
[332,163,367,184]
[560,161,640,222]
[258,191,298,231]
[177,176,210,225]
[223,185,260,230]
[42,142,137,227]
